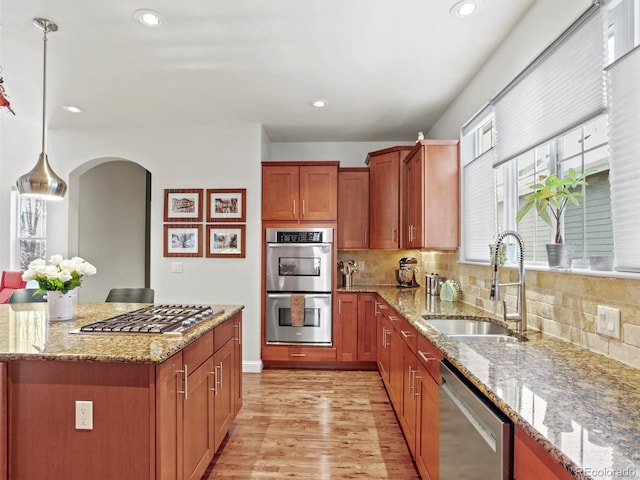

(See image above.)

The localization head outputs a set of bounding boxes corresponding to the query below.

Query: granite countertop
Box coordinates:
[0,302,244,364]
[340,285,640,480]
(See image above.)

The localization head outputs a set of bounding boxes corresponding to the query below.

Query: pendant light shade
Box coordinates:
[16,17,67,201]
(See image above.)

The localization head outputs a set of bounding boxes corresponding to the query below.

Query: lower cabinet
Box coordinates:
[335,292,377,363]
[0,362,6,480]
[514,426,574,480]
[4,312,242,480]
[415,361,440,480]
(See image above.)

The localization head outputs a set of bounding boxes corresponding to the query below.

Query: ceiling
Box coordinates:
[1,0,536,142]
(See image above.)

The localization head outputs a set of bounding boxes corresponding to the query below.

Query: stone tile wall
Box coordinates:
[338,249,640,370]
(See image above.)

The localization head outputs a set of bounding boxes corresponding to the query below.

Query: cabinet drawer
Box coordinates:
[214,319,235,352]
[416,334,443,382]
[183,331,213,371]
[398,316,417,353]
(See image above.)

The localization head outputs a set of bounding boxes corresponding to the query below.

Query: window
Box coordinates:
[16,195,47,270]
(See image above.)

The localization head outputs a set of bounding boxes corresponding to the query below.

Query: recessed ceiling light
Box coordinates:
[310,99,327,108]
[62,105,83,113]
[450,0,483,18]
[133,9,165,27]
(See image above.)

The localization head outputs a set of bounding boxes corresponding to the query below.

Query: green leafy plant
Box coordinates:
[516,168,591,244]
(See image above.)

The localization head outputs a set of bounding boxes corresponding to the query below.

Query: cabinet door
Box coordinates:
[262,165,299,220]
[388,329,404,410]
[357,293,377,361]
[423,142,459,249]
[369,152,401,248]
[400,345,419,458]
[336,293,359,362]
[403,150,424,249]
[213,340,235,452]
[376,303,391,384]
[338,169,369,248]
[299,165,338,220]
[415,363,439,480]
[514,426,574,480]
[233,315,243,416]
[156,352,185,480]
[0,362,6,480]
[183,357,215,480]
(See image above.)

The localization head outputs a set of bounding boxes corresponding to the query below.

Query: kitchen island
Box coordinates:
[0,302,243,480]
[341,286,640,480]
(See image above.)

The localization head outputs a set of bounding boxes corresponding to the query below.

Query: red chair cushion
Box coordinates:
[0,271,27,304]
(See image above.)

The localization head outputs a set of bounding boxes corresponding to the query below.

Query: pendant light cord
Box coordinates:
[41,23,49,154]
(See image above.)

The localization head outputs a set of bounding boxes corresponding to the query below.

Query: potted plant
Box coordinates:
[516,168,591,268]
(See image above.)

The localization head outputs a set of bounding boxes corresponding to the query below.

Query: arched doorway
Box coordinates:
[69,159,151,302]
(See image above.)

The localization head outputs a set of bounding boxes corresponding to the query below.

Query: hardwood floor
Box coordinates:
[203,369,420,479]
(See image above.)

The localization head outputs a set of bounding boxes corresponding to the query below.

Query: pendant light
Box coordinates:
[16,18,67,201]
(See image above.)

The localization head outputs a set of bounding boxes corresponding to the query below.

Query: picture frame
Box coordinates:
[164,189,203,222]
[206,188,246,222]
[164,224,203,257]
[206,224,246,258]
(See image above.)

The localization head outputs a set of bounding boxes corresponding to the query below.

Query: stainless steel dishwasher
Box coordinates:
[439,361,513,479]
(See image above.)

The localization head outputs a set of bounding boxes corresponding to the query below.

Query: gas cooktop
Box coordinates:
[78,305,223,335]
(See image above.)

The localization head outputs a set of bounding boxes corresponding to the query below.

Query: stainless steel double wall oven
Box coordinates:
[265,227,333,345]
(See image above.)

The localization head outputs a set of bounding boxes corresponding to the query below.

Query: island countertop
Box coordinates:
[340,285,640,480]
[0,302,244,364]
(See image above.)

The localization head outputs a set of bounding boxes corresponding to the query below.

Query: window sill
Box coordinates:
[458,260,640,280]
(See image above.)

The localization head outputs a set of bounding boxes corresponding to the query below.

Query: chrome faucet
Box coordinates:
[490,230,527,333]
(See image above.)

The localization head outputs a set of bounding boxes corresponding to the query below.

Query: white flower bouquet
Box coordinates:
[22,254,97,294]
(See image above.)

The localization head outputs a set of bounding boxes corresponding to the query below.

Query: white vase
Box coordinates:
[46,289,76,321]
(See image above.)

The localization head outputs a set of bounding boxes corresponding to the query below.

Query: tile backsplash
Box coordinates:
[338,249,640,370]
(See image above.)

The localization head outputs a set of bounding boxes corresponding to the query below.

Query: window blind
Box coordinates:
[493,8,606,166]
[461,148,496,262]
[607,46,640,272]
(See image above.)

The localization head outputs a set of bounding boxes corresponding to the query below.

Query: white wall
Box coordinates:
[270,141,413,166]
[2,121,264,371]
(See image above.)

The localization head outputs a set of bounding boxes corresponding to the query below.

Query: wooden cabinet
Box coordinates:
[367,146,412,249]
[401,342,420,458]
[233,315,243,416]
[514,426,574,480]
[335,292,377,363]
[0,362,6,480]
[376,300,392,384]
[7,313,242,480]
[262,345,337,364]
[337,168,369,248]
[402,140,460,249]
[262,162,338,221]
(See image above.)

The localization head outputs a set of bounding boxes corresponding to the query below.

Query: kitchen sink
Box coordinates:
[422,317,523,342]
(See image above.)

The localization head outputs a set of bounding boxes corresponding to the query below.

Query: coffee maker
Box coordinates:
[395,257,419,288]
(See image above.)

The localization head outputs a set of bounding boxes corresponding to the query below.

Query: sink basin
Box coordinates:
[422,317,523,342]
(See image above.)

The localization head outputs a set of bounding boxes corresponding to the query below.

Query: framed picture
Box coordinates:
[206,188,246,222]
[164,189,203,222]
[164,224,203,257]
[206,224,246,258]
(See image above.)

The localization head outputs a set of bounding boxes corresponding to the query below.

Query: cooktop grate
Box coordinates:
[78,304,223,335]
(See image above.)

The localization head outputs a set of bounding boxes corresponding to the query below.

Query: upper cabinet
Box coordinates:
[337,168,369,249]
[262,162,338,221]
[367,147,412,249]
[402,140,459,250]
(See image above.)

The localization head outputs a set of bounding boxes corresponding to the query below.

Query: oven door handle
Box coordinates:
[266,293,331,299]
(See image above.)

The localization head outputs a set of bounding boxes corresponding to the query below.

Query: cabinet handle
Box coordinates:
[384,328,391,348]
[381,327,387,347]
[392,228,397,242]
[413,375,422,399]
[408,366,415,395]
[289,353,306,357]
[302,200,306,217]
[235,323,241,345]
[389,315,398,323]
[401,329,413,338]
[292,199,296,217]
[177,364,188,400]
[418,350,433,363]
[338,299,342,315]
[364,229,367,244]
[375,302,387,315]
[210,369,217,394]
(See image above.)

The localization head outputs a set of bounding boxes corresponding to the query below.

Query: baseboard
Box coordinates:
[242,360,263,373]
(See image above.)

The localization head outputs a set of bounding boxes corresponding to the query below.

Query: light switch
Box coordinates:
[596,305,620,339]
[171,261,183,273]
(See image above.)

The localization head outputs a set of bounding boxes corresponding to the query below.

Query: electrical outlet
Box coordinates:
[171,261,183,273]
[75,400,93,430]
[357,261,365,272]
[596,305,621,339]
